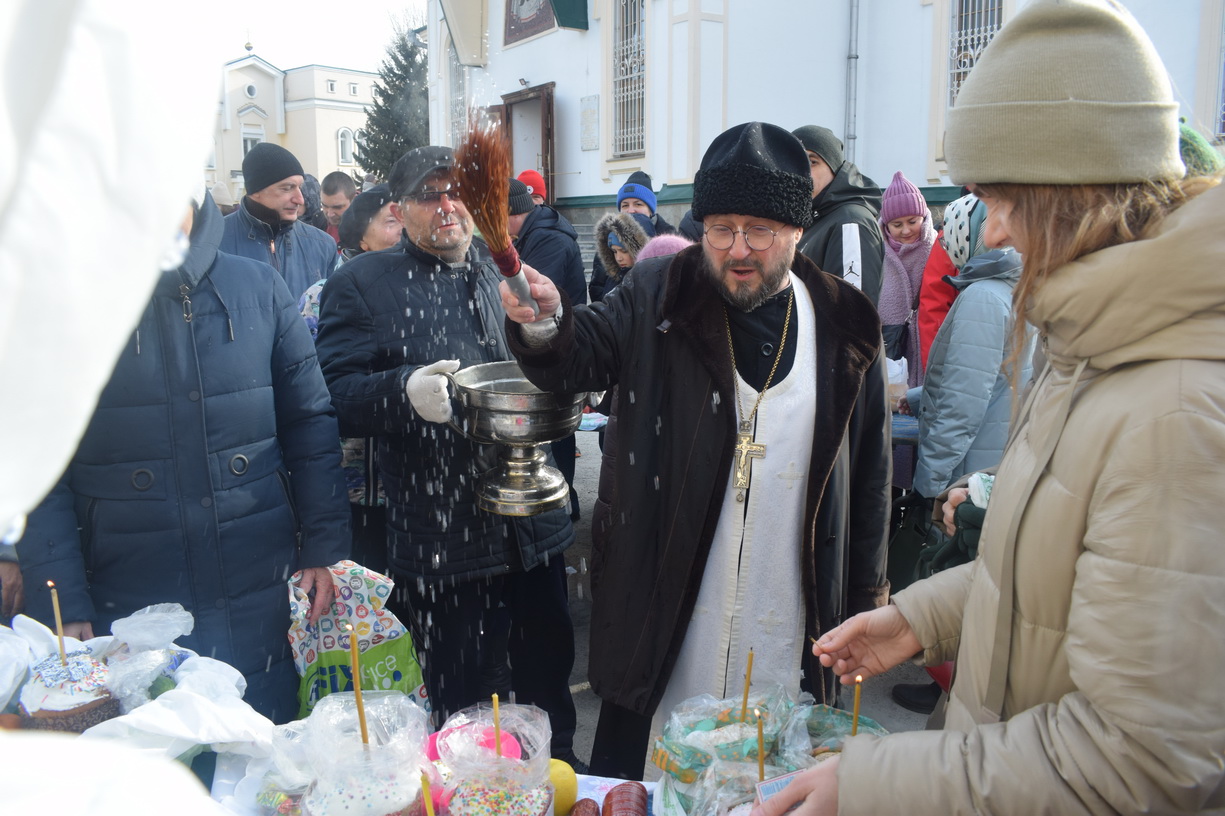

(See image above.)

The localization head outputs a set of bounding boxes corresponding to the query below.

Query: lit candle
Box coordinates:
[347,624,369,745]
[420,771,436,816]
[492,692,502,757]
[741,648,754,722]
[46,581,66,666]
[756,708,765,782]
[851,675,863,737]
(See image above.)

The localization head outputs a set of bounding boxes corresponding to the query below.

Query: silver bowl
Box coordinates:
[446,361,586,516]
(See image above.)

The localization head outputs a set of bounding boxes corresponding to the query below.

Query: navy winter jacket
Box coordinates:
[315,238,574,584]
[221,198,337,302]
[514,206,587,306]
[17,198,351,722]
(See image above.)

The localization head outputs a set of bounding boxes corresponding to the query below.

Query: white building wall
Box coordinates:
[427,0,1213,202]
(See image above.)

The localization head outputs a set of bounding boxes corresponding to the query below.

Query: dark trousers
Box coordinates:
[349,504,387,575]
[590,698,654,780]
[395,556,578,757]
[551,433,580,517]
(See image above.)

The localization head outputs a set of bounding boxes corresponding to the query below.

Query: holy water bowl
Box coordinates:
[445,361,586,517]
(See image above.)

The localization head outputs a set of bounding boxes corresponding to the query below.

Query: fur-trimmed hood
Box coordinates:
[594,211,652,282]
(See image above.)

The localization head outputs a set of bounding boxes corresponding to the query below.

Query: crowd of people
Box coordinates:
[1,0,1223,811]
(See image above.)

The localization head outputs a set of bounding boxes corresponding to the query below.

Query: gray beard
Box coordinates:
[702,251,792,312]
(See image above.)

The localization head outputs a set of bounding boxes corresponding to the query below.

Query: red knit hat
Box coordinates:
[517,169,547,201]
[879,171,927,224]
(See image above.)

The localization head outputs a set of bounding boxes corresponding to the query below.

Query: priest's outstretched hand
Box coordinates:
[812,605,922,682]
[500,263,560,324]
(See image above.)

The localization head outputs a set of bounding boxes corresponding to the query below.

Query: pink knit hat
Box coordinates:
[637,234,693,261]
[879,171,927,223]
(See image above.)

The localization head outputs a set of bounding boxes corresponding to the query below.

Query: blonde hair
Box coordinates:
[979,175,1222,368]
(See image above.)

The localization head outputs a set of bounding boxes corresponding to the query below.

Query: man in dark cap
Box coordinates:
[313,146,584,769]
[221,142,337,300]
[501,122,891,779]
[792,125,885,304]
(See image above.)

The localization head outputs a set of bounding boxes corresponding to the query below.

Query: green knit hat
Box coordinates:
[1179,121,1225,178]
[945,0,1183,185]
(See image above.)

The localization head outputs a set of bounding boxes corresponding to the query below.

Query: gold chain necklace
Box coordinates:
[723,288,795,502]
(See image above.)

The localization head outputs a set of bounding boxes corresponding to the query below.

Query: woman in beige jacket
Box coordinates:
[755,2,1225,814]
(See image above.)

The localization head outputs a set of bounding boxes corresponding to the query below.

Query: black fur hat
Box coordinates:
[691,122,813,228]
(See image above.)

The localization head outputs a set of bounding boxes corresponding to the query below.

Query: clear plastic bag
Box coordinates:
[778,703,889,768]
[300,690,430,816]
[651,683,797,784]
[436,702,554,816]
[105,603,196,712]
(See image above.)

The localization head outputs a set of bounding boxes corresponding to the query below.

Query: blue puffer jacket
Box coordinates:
[909,248,1032,497]
[17,198,351,723]
[315,238,574,583]
[220,198,337,302]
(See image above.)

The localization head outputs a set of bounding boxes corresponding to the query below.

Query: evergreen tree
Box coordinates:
[359,30,429,181]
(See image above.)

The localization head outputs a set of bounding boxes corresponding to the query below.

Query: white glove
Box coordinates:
[406,359,461,423]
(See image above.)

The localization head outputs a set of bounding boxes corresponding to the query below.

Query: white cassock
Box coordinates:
[652,273,817,735]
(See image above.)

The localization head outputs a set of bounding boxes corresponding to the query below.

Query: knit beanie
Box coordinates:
[209,181,235,207]
[508,178,535,215]
[338,184,393,251]
[242,143,305,194]
[945,0,1182,184]
[636,234,694,261]
[691,122,813,228]
[791,125,844,173]
[940,192,988,270]
[879,171,927,224]
[617,171,657,213]
[1179,121,1225,178]
[517,169,547,200]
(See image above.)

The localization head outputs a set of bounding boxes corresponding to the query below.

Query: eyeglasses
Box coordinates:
[403,187,461,205]
[703,224,781,252]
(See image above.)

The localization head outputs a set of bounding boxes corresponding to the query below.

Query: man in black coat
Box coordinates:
[314,147,581,766]
[501,122,892,779]
[792,125,886,305]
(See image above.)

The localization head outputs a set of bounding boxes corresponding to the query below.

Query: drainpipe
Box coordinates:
[844,0,860,164]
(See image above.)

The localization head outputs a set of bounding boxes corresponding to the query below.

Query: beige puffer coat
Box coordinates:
[839,181,1225,814]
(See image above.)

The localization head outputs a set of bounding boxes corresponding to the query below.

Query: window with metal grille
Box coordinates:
[1218,8,1225,139]
[448,39,468,148]
[948,0,1003,107]
[612,0,645,157]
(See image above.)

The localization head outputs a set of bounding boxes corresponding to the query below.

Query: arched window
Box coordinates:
[338,128,355,165]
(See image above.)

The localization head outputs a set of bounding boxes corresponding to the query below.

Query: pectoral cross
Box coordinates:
[733,423,765,503]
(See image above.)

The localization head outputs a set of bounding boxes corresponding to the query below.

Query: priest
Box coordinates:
[501,121,892,779]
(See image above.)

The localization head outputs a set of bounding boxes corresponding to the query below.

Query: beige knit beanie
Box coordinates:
[945,0,1183,185]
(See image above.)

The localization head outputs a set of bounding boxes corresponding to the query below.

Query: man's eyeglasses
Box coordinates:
[403,187,461,205]
[703,224,781,252]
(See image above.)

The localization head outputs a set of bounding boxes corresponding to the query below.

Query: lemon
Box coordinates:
[548,757,578,816]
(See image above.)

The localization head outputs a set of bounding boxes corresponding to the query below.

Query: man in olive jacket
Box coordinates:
[502,122,891,779]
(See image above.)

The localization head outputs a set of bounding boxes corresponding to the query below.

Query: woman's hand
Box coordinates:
[941,487,971,536]
[895,395,911,415]
[750,756,840,816]
[813,606,922,682]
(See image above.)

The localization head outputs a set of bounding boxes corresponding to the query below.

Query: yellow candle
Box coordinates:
[420,772,436,816]
[347,624,369,745]
[741,648,754,722]
[756,708,765,782]
[46,581,66,666]
[492,692,502,757]
[851,675,863,737]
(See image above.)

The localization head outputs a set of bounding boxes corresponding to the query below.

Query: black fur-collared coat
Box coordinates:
[507,245,892,715]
